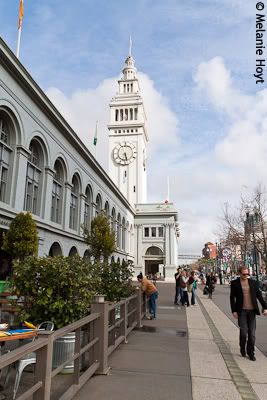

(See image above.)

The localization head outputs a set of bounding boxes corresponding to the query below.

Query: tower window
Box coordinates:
[144,227,149,237]
[127,130,129,133]
[134,108,138,120]
[120,109,123,121]
[118,130,121,133]
[124,171,127,177]
[115,109,118,121]
[131,83,133,92]
[131,129,133,132]
[133,186,136,192]
[130,108,133,120]
[125,109,128,121]
[123,84,126,93]
[151,227,156,237]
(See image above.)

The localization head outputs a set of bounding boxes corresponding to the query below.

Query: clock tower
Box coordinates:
[108,46,148,205]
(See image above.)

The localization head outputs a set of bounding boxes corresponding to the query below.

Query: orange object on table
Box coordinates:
[0,331,37,342]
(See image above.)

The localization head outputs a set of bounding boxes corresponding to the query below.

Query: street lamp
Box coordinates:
[245,209,259,282]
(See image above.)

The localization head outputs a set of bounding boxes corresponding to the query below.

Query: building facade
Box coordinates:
[0,38,178,279]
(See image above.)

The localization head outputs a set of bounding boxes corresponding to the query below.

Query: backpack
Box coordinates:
[180,277,187,288]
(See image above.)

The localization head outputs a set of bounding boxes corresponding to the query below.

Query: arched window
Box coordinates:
[117,213,121,248]
[83,249,90,261]
[49,242,62,257]
[84,185,93,229]
[130,108,133,120]
[104,201,110,218]
[96,193,102,216]
[24,139,44,215]
[125,109,128,121]
[145,246,163,256]
[111,207,116,233]
[51,159,64,224]
[69,174,80,230]
[69,246,78,257]
[122,217,126,251]
[120,109,123,121]
[0,113,13,203]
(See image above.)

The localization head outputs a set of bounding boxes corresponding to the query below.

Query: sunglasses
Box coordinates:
[241,273,250,276]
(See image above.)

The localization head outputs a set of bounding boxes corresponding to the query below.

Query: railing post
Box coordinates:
[91,301,110,374]
[136,288,143,328]
[120,300,128,343]
[33,331,53,400]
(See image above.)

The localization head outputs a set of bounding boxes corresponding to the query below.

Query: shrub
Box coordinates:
[90,259,135,301]
[2,212,38,261]
[11,255,97,328]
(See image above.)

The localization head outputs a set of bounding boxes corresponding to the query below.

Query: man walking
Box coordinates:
[230,266,267,361]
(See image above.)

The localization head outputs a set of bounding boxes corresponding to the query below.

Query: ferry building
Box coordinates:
[0,37,179,279]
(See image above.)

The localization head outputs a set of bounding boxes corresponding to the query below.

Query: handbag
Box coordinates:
[203,286,209,295]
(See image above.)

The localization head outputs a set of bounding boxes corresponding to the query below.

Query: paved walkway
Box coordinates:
[74,283,267,400]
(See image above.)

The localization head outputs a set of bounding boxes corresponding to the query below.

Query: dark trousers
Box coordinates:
[181,290,189,306]
[238,310,256,356]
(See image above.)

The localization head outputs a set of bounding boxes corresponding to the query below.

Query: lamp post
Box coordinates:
[245,210,259,282]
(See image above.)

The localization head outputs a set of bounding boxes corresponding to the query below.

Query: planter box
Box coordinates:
[0,280,10,293]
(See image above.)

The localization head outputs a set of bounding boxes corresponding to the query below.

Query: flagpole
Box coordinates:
[17,0,24,59]
[16,27,22,58]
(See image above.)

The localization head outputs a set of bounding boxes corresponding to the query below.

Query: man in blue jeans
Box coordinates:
[137,273,158,319]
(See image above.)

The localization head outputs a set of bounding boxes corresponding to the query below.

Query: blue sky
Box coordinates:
[0,1,265,255]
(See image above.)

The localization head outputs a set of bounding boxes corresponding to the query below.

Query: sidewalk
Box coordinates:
[74,283,267,400]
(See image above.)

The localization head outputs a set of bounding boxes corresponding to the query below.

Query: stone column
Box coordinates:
[79,193,86,236]
[63,182,72,231]
[43,167,54,221]
[14,145,31,210]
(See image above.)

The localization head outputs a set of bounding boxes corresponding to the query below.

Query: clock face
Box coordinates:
[113,142,136,165]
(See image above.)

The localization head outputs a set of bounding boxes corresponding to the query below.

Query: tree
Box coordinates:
[83,213,116,261]
[2,212,39,261]
[218,185,267,273]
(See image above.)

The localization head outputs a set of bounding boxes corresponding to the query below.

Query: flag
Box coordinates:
[18,0,24,30]
[93,121,98,146]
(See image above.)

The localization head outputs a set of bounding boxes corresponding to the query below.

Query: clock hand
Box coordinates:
[124,152,127,160]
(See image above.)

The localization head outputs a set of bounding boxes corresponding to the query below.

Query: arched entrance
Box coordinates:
[144,246,164,277]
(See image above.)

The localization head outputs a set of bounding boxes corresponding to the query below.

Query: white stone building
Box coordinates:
[0,37,179,279]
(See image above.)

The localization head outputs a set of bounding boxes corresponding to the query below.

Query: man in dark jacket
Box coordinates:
[230,266,267,361]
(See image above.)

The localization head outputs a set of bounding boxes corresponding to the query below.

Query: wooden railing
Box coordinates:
[0,287,146,400]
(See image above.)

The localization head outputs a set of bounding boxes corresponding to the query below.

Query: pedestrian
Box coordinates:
[137,273,158,319]
[174,267,182,305]
[188,270,197,305]
[219,271,223,285]
[230,266,267,361]
[206,272,216,299]
[180,270,190,307]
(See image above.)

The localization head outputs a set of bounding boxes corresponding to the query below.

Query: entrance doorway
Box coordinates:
[144,246,164,278]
